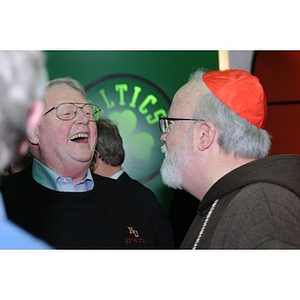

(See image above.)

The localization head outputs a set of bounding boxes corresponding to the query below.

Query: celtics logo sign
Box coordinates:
[85,74,171,184]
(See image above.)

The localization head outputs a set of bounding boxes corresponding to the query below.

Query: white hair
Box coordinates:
[0,51,47,170]
[190,69,271,159]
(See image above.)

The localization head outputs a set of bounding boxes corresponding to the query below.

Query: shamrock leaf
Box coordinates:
[109,110,155,161]
[109,110,136,135]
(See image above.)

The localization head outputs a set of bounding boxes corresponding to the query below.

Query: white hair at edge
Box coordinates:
[0,51,47,171]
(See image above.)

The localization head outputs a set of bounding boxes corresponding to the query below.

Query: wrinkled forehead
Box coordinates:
[45,83,88,108]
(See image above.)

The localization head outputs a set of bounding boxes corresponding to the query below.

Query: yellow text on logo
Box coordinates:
[97,84,167,125]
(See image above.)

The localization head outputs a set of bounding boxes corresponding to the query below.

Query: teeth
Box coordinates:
[70,133,89,140]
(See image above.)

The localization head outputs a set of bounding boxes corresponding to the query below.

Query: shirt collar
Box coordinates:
[110,169,124,180]
[32,158,94,192]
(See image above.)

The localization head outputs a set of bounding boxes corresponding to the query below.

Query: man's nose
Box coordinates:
[74,107,89,123]
[160,133,166,143]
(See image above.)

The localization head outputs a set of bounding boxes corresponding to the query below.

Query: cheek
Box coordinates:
[39,120,69,146]
[89,124,98,148]
[165,128,185,150]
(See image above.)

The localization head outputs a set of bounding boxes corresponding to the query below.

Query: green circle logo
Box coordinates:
[85,74,171,183]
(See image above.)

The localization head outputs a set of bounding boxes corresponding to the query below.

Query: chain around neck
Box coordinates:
[192,199,219,249]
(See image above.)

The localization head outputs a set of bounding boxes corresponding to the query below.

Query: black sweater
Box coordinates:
[118,172,174,247]
[1,167,174,249]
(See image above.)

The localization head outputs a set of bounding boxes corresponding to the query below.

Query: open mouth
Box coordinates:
[70,132,89,143]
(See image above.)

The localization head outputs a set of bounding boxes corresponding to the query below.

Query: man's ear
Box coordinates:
[195,121,217,151]
[27,99,44,145]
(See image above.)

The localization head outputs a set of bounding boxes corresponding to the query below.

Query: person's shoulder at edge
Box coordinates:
[0,218,51,249]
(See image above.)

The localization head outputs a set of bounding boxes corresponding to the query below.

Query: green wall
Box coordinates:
[45,50,219,212]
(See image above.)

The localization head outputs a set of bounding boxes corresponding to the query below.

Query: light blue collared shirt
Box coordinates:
[32,158,94,192]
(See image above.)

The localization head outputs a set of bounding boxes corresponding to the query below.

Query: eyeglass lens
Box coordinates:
[57,103,100,121]
[160,118,168,133]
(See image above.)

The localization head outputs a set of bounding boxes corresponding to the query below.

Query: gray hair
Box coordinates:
[45,77,87,99]
[0,51,47,170]
[189,70,271,159]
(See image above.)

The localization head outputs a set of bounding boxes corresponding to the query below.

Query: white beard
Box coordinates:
[160,144,186,189]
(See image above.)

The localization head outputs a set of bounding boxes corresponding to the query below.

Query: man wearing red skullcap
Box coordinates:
[159,68,300,249]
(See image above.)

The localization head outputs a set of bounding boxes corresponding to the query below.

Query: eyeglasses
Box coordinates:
[159,116,204,133]
[43,102,101,121]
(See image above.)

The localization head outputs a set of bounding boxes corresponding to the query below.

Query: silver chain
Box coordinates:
[192,199,219,249]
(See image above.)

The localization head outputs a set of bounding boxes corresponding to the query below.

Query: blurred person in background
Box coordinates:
[0,51,50,249]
